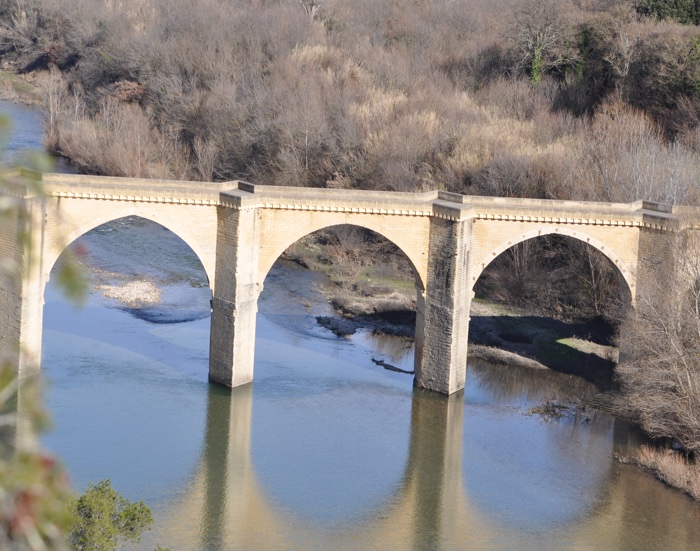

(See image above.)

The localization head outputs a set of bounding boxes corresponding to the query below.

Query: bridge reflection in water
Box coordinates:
[144,380,699,551]
[160,385,475,550]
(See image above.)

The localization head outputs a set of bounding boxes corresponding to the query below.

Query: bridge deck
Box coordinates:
[3,169,683,229]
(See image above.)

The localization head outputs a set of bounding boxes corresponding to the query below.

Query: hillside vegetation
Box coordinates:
[0,0,698,205]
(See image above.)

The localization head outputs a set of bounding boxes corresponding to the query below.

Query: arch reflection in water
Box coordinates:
[152,369,700,551]
[159,386,474,551]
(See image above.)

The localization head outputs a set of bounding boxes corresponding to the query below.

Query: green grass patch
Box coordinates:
[538,338,580,364]
[354,272,415,294]
[0,69,42,101]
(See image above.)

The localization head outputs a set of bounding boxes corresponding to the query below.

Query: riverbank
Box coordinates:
[0,66,43,105]
[283,230,620,388]
[311,276,619,391]
[468,300,617,388]
[634,446,700,501]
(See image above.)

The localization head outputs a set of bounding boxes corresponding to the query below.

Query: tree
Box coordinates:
[296,0,327,21]
[618,222,700,452]
[513,0,577,83]
[70,480,152,551]
[635,0,700,25]
[603,9,640,82]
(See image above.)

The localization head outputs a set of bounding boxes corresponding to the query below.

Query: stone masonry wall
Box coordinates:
[418,217,472,394]
[209,206,261,387]
[0,199,25,371]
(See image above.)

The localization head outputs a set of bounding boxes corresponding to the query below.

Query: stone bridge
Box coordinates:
[0,170,689,395]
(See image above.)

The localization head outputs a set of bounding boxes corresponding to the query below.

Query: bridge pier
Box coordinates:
[0,193,46,380]
[415,215,472,395]
[209,206,261,388]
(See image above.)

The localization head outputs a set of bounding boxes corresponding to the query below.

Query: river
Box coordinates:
[3,98,700,550]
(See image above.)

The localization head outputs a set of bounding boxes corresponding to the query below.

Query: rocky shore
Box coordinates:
[77,260,162,308]
[97,279,161,307]
[316,287,619,393]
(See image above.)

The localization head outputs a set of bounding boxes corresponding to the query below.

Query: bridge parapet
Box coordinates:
[221,182,688,229]
[222,182,438,217]
[441,192,665,212]
[0,168,45,199]
[28,171,233,205]
[5,171,691,230]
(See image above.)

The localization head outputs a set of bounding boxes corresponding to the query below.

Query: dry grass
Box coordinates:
[637,445,700,501]
[49,94,189,179]
[0,0,695,199]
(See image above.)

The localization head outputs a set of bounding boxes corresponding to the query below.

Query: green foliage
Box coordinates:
[0,366,75,551]
[1,116,92,550]
[636,0,700,25]
[70,480,152,551]
[321,13,345,33]
[0,116,77,551]
[53,255,88,307]
[531,46,544,83]
[690,36,700,93]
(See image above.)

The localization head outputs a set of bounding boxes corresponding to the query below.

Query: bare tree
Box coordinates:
[618,222,700,452]
[512,0,575,83]
[42,66,67,150]
[296,0,326,21]
[602,6,640,83]
[193,136,217,182]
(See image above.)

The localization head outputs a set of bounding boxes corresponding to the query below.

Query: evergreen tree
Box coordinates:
[636,0,700,25]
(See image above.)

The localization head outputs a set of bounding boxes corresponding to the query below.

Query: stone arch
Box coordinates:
[472,226,636,300]
[259,219,427,292]
[42,205,216,291]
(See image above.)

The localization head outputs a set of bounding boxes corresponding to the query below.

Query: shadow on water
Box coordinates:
[466,358,597,404]
[470,313,617,389]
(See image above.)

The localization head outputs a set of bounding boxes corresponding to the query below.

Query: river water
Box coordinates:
[3,99,700,550]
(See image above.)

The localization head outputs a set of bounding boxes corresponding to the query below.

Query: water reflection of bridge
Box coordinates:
[160,386,477,550]
[151,383,697,551]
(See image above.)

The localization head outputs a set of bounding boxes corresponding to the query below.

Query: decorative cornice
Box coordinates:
[48,191,220,206]
[257,203,432,216]
[38,190,680,230]
[432,212,462,221]
[218,197,433,216]
[472,212,675,230]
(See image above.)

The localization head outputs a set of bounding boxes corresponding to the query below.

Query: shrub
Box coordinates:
[70,480,152,551]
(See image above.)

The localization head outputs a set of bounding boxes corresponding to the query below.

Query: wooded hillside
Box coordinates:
[1,0,700,207]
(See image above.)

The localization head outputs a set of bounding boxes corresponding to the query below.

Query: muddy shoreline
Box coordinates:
[315,292,618,386]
